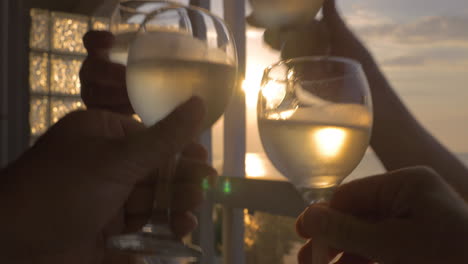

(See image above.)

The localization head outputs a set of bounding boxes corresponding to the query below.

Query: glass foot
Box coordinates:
[107,232,203,261]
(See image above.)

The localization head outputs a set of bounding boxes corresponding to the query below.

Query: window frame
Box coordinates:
[0,0,30,167]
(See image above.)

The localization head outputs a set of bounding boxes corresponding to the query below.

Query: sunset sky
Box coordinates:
[221,0,468,154]
[208,0,468,178]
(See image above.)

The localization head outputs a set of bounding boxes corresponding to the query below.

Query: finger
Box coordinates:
[330,174,390,216]
[297,240,312,264]
[79,58,132,114]
[117,97,205,182]
[298,240,366,264]
[102,251,133,264]
[83,30,114,57]
[170,211,198,238]
[330,167,436,217]
[102,208,125,238]
[181,142,208,162]
[125,183,154,216]
[174,158,218,186]
[335,253,373,264]
[49,110,143,139]
[172,184,204,212]
[124,214,151,234]
[123,182,154,234]
[297,204,385,260]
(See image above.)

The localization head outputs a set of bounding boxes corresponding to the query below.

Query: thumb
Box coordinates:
[297,204,383,260]
[118,97,205,178]
[83,30,115,58]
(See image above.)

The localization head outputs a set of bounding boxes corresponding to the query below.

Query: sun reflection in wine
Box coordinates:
[313,127,347,158]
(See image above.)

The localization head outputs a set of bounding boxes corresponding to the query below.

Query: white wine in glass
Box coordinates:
[258,57,372,263]
[107,5,237,261]
[109,0,176,65]
[127,31,236,128]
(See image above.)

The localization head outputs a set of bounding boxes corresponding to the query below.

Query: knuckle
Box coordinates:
[393,166,441,191]
[410,165,437,178]
[409,166,441,188]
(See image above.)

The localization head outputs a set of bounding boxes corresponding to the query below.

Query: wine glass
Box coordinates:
[109,0,177,65]
[257,56,372,264]
[107,4,237,261]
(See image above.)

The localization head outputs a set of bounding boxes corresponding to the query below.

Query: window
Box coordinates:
[28,8,110,142]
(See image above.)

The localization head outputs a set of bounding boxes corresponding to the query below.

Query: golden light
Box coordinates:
[242,79,261,109]
[245,153,266,178]
[261,80,286,109]
[314,127,347,158]
[267,108,297,120]
[244,208,259,248]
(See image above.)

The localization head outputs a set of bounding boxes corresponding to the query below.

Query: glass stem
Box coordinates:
[145,156,176,238]
[302,186,335,204]
[304,185,339,264]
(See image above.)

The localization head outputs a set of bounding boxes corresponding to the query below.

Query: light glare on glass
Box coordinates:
[261,80,286,109]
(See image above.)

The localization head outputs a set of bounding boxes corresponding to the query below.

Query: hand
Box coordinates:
[80,31,133,114]
[0,97,217,264]
[295,166,468,264]
[258,0,376,68]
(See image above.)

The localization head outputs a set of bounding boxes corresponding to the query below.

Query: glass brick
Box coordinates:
[91,17,110,30]
[51,12,89,54]
[30,96,49,136]
[50,55,83,95]
[29,52,49,94]
[30,9,50,50]
[51,98,85,124]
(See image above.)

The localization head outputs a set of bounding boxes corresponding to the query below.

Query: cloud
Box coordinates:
[357,15,468,44]
[341,0,468,21]
[344,8,393,28]
[380,46,468,68]
[382,56,426,67]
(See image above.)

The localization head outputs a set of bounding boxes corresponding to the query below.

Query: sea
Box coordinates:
[238,152,468,183]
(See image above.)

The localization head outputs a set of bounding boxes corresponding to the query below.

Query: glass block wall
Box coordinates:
[29,8,110,142]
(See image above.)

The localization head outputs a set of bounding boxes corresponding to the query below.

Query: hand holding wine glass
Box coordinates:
[80,31,132,114]
[0,98,215,264]
[258,57,372,263]
[296,166,468,264]
[108,4,237,260]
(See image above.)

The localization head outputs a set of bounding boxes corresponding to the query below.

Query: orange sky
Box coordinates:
[185,0,468,181]
[211,0,468,155]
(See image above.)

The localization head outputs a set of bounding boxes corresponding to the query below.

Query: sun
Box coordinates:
[242,78,261,109]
